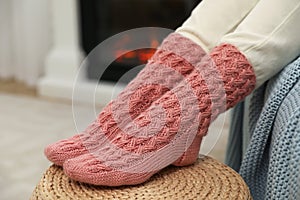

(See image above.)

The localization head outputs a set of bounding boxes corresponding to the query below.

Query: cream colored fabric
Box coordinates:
[176,0,300,88]
[176,0,260,53]
[221,0,300,87]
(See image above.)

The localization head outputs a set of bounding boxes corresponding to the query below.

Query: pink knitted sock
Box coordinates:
[44,33,206,166]
[63,44,256,186]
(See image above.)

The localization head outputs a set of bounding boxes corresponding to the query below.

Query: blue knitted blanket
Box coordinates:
[226,57,300,200]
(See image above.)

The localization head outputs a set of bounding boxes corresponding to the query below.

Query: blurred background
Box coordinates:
[0,0,230,199]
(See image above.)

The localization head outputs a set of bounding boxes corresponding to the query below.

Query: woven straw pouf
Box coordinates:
[30,156,252,200]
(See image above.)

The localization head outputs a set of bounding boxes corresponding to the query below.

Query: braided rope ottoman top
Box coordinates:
[30,156,251,200]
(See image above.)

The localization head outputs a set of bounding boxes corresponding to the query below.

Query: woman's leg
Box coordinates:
[44,32,207,166]
[174,0,300,170]
[60,1,267,186]
[45,0,260,167]
[180,0,300,167]
[62,43,256,186]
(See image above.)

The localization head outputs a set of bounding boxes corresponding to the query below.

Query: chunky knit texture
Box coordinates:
[62,44,256,186]
[44,33,206,166]
[226,57,300,200]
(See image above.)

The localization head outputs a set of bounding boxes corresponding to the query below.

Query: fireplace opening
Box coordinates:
[79,0,201,83]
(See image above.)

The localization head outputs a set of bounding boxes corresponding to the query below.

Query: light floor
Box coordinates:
[0,93,229,200]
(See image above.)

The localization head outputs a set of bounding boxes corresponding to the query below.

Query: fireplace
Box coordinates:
[79,0,201,83]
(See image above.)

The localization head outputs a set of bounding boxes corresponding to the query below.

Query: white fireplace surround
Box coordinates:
[39,0,126,105]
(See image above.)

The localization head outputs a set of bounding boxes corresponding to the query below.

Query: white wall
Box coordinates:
[0,0,119,104]
[0,0,51,86]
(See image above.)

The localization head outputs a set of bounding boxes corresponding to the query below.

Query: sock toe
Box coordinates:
[44,134,88,166]
[63,154,155,186]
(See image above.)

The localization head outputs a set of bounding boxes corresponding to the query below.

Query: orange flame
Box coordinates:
[115,38,159,63]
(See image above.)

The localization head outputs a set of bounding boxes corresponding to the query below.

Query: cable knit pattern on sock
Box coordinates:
[63,44,256,186]
[174,43,256,166]
[44,33,206,166]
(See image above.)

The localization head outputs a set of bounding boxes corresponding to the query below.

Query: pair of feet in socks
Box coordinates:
[45,33,256,186]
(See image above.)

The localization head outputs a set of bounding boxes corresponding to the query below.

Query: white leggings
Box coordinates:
[176,0,300,87]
